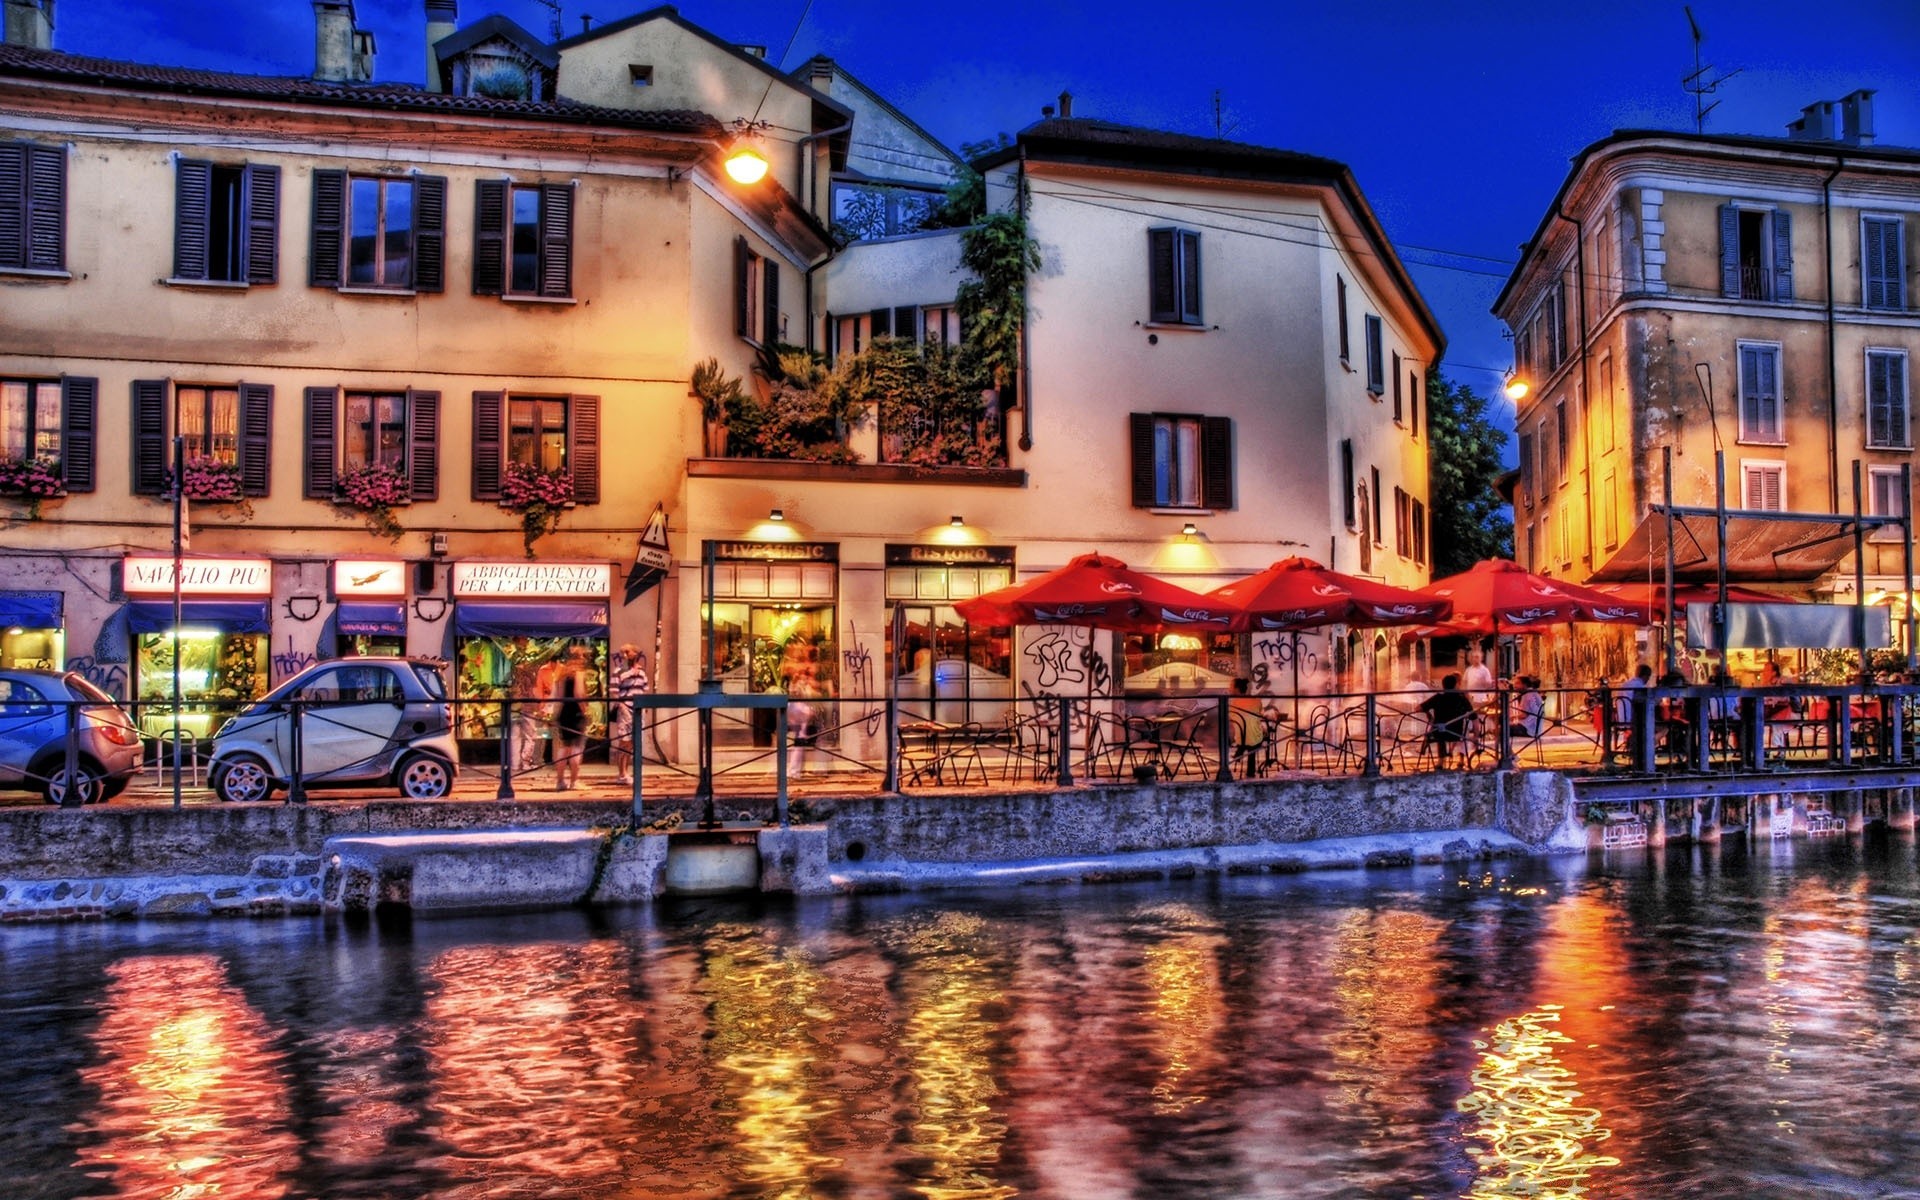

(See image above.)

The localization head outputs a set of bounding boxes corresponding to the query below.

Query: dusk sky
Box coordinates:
[48,0,1920,443]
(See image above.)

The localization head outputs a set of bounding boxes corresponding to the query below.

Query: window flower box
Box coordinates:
[336,462,411,542]
[0,455,65,519]
[499,462,574,557]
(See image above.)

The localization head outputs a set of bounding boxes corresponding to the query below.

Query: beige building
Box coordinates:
[1497,91,1920,636]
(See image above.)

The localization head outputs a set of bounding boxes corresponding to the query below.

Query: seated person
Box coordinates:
[1509,675,1545,740]
[1418,674,1476,767]
[1228,677,1268,770]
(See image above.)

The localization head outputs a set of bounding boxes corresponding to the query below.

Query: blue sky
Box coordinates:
[49,0,1920,435]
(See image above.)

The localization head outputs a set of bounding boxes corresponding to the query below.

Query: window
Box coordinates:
[1336,275,1350,363]
[1602,470,1619,550]
[1869,464,1906,523]
[1737,342,1783,443]
[1526,520,1537,570]
[0,141,64,272]
[1411,500,1426,566]
[1128,413,1231,509]
[1555,400,1569,485]
[1393,487,1412,557]
[1558,503,1572,568]
[131,380,267,497]
[301,387,438,501]
[1409,370,1420,439]
[1339,438,1355,528]
[1518,431,1534,508]
[1719,203,1793,302]
[1147,227,1201,325]
[1741,460,1786,512]
[628,64,654,86]
[1598,354,1615,453]
[1543,283,1566,368]
[1864,214,1906,311]
[1364,315,1384,394]
[471,391,600,504]
[1392,353,1404,422]
[473,179,572,298]
[173,160,277,285]
[1867,348,1910,449]
[1536,418,1553,488]
[735,237,781,345]
[2,379,62,464]
[922,304,960,345]
[312,171,446,291]
[1371,466,1383,545]
[832,313,869,361]
[831,182,942,241]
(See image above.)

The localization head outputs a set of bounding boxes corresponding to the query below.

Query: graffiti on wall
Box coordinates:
[1251,634,1320,697]
[270,636,319,684]
[64,655,127,700]
[841,622,881,736]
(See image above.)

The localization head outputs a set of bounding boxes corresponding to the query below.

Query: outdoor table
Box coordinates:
[898,720,954,785]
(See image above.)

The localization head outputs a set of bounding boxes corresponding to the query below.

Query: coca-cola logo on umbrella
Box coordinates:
[1035,603,1108,621]
[1159,606,1231,626]
[1100,580,1142,595]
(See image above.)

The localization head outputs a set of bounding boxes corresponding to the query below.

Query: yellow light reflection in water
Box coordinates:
[1144,934,1222,1115]
[1459,1005,1619,1197]
[76,955,298,1200]
[1326,908,1443,1134]
[701,924,842,1199]
[898,911,1016,1200]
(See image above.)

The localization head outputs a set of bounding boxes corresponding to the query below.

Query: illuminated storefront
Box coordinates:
[700,541,838,747]
[450,561,610,754]
[331,560,409,658]
[122,555,272,739]
[0,590,64,670]
[884,544,1014,726]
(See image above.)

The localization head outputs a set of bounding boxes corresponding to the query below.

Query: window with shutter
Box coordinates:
[1392,354,1403,422]
[1737,342,1783,443]
[1412,500,1426,565]
[762,259,780,346]
[495,182,573,298]
[310,169,346,287]
[304,387,338,499]
[1339,439,1355,529]
[338,175,425,290]
[1741,462,1785,512]
[1146,227,1202,325]
[408,390,439,501]
[0,142,65,272]
[173,161,276,284]
[412,175,446,293]
[1409,371,1420,439]
[736,239,774,343]
[568,394,600,504]
[238,384,272,496]
[1864,215,1906,311]
[472,179,507,295]
[59,376,95,493]
[1723,204,1791,302]
[1869,466,1907,524]
[1129,413,1155,508]
[244,164,279,285]
[0,376,65,476]
[1518,432,1534,507]
[1128,413,1228,509]
[1370,466,1382,545]
[132,380,168,496]
[1867,348,1910,449]
[472,391,504,500]
[1364,315,1384,394]
[1336,275,1349,363]
[1201,416,1232,509]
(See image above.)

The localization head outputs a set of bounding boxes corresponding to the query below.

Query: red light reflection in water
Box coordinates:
[74,954,298,1200]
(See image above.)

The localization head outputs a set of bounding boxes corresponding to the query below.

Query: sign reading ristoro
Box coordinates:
[123,556,273,596]
[451,561,612,598]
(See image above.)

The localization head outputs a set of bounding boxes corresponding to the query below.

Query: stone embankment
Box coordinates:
[0,771,1584,921]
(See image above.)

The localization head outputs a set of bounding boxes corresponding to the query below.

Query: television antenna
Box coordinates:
[1682,6,1742,133]
[532,0,564,42]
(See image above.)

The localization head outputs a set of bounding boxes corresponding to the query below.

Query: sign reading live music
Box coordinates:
[451,561,612,598]
[123,556,273,596]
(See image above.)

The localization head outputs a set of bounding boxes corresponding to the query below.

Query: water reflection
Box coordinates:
[15,841,1920,1196]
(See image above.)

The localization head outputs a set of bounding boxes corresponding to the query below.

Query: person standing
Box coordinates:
[1462,642,1496,709]
[548,644,592,791]
[609,644,650,785]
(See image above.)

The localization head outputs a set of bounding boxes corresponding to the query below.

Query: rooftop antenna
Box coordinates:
[533,0,564,42]
[1682,6,1742,133]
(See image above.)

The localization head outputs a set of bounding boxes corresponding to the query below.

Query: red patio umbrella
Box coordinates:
[1416,559,1652,634]
[1205,556,1453,633]
[954,551,1236,633]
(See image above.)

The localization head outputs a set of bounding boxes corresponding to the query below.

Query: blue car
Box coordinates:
[0,670,144,804]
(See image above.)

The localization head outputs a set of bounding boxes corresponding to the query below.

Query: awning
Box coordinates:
[452,600,609,638]
[1592,509,1862,584]
[1686,601,1891,650]
[0,590,62,628]
[126,599,272,634]
[336,600,407,636]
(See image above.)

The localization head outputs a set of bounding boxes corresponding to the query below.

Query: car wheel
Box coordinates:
[395,753,452,800]
[212,755,276,804]
[42,761,102,806]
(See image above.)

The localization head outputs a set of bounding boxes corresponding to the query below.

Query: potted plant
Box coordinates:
[337,462,410,542]
[691,357,745,458]
[500,461,574,557]
[0,455,65,520]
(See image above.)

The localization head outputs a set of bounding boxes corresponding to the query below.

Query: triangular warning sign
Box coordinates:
[623,504,672,604]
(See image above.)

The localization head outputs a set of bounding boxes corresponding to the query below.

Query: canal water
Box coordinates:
[5,836,1920,1199]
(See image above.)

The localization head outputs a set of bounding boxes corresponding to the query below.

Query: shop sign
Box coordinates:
[886,544,1015,567]
[711,541,836,562]
[451,561,612,598]
[333,560,408,598]
[123,555,272,596]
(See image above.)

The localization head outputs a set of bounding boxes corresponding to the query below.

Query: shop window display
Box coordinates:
[0,625,62,671]
[1121,629,1241,694]
[135,630,268,740]
[887,604,1013,727]
[703,603,836,746]
[454,635,606,761]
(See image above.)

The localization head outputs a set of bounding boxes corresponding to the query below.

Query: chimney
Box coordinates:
[424,0,456,92]
[1058,90,1073,119]
[3,0,53,50]
[1841,88,1876,146]
[736,44,766,59]
[1788,91,1876,146]
[314,0,374,83]
[1788,99,1836,141]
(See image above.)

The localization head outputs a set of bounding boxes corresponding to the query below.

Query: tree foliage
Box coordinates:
[955,212,1039,393]
[1425,368,1513,576]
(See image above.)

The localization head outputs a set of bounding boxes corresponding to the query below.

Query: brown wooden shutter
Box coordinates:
[238,383,272,496]
[59,375,96,493]
[407,389,439,501]
[1718,203,1740,298]
[539,182,572,298]
[309,168,345,287]
[568,393,600,504]
[412,174,446,293]
[0,145,21,267]
[132,380,168,496]
[762,258,780,345]
[1148,228,1177,323]
[1201,416,1233,510]
[734,237,751,337]
[1129,412,1156,507]
[472,391,503,500]
[304,386,337,499]
[243,163,278,285]
[472,180,507,295]
[1177,229,1201,324]
[173,159,211,280]
[23,143,62,271]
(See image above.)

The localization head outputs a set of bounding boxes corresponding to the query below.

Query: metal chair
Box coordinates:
[148,729,202,788]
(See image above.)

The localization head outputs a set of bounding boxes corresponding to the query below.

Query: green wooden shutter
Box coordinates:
[173,159,210,280]
[304,386,337,499]
[539,182,572,298]
[472,179,507,296]
[1129,413,1156,507]
[243,163,279,285]
[238,383,272,496]
[309,168,345,287]
[1148,228,1177,322]
[132,380,168,496]
[568,394,600,504]
[1719,203,1741,298]
[412,174,446,293]
[472,391,503,501]
[407,389,440,501]
[59,375,96,493]
[1201,416,1233,509]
